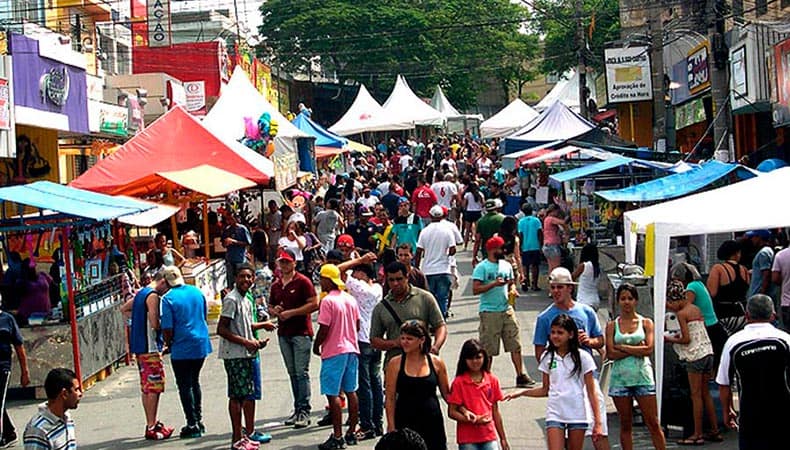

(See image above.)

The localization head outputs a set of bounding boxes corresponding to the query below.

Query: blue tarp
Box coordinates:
[550,156,675,183]
[292,112,347,148]
[595,161,756,202]
[0,181,155,222]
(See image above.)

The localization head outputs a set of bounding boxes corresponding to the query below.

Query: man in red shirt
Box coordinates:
[410,175,438,228]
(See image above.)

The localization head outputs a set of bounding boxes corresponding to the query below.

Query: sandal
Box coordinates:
[677,437,705,446]
[704,432,724,442]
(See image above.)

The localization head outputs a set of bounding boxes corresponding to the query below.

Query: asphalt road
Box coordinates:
[6,249,739,449]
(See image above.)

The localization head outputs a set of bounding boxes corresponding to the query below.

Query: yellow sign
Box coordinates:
[615,66,643,83]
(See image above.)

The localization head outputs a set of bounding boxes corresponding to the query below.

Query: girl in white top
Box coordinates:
[505,314,603,450]
[573,243,601,310]
[278,221,306,267]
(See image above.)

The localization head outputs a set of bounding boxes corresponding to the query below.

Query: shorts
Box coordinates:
[224,358,256,399]
[478,308,522,356]
[683,354,714,374]
[608,384,656,398]
[463,210,482,223]
[137,353,165,394]
[521,250,541,267]
[459,441,500,450]
[247,355,262,401]
[542,244,562,260]
[320,353,359,396]
[546,421,588,431]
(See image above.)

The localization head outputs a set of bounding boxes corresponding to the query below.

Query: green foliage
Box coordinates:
[530,0,621,75]
[257,0,538,109]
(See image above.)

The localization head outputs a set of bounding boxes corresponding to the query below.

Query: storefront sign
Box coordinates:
[687,42,711,95]
[675,97,707,130]
[86,74,104,101]
[147,0,171,48]
[0,78,10,130]
[274,151,298,189]
[604,46,653,103]
[89,101,128,137]
[773,38,790,126]
[40,67,70,107]
[731,46,747,99]
[184,81,206,113]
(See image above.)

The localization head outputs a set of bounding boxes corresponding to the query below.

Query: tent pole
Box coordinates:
[203,198,210,261]
[62,226,83,388]
[167,185,181,254]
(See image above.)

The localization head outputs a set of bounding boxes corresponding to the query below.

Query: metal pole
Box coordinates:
[576,0,588,119]
[61,226,83,388]
[203,198,211,261]
[649,2,666,150]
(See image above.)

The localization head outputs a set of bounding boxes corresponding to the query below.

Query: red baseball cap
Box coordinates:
[276,249,296,262]
[485,236,505,251]
[337,234,354,248]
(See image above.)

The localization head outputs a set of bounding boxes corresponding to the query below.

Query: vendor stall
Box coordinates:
[0,181,162,390]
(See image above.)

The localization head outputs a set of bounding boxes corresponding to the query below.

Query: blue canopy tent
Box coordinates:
[595,161,757,203]
[292,113,348,148]
[550,156,677,184]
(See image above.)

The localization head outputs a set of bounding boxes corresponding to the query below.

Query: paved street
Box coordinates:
[6,249,738,449]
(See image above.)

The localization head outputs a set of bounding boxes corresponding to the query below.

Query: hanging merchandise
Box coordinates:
[239,112,279,155]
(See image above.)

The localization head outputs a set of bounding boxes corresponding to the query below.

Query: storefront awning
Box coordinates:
[595,161,756,202]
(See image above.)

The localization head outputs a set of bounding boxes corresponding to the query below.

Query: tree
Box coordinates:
[531,0,621,76]
[257,0,537,110]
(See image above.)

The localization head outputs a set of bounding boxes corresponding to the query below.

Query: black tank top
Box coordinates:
[712,262,749,304]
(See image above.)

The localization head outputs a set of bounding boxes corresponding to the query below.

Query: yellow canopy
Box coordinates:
[346,140,372,153]
[156,164,257,198]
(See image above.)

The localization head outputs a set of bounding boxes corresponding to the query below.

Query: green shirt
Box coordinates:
[687,280,718,327]
[476,212,504,253]
[369,286,445,363]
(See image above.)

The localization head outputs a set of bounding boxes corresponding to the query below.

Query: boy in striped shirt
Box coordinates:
[23,368,81,450]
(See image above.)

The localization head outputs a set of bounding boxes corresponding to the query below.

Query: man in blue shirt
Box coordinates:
[222,213,252,289]
[517,204,542,292]
[746,230,776,299]
[160,266,212,439]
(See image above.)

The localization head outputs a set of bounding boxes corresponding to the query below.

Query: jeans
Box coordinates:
[426,273,452,317]
[0,368,15,440]
[357,342,383,432]
[459,441,500,450]
[279,335,312,414]
[171,358,205,426]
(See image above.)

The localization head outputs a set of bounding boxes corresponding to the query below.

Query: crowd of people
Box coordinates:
[3,134,790,450]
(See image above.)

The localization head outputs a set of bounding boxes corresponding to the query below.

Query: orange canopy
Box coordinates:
[315,146,347,160]
[71,106,274,196]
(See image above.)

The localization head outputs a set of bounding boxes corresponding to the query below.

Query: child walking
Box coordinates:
[505,314,602,450]
[664,280,722,445]
[447,339,509,450]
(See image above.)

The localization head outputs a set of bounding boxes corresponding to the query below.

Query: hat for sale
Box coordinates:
[485,236,505,251]
[548,267,578,285]
[337,234,354,248]
[745,229,771,240]
[429,205,445,218]
[160,265,184,287]
[319,264,345,290]
[276,249,296,262]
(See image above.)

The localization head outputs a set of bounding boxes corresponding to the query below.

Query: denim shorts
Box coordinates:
[542,244,562,260]
[459,441,500,450]
[608,384,656,398]
[545,420,588,431]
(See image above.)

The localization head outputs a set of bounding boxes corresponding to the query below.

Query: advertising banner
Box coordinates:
[687,42,711,95]
[184,81,206,114]
[604,46,653,103]
[147,0,171,48]
[773,38,790,127]
[0,78,9,130]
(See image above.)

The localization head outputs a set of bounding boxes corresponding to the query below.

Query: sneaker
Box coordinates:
[516,374,537,388]
[520,282,530,292]
[179,424,202,439]
[318,434,346,450]
[283,411,298,426]
[344,431,358,446]
[293,411,311,429]
[246,431,272,444]
[374,426,384,437]
[354,429,375,441]
[231,437,260,450]
[145,422,174,440]
[198,422,206,434]
[317,413,332,427]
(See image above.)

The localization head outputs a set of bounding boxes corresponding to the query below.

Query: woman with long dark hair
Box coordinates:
[573,243,601,310]
[705,240,750,334]
[461,182,485,250]
[499,216,526,290]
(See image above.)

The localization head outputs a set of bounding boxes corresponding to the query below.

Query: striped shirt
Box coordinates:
[23,403,76,450]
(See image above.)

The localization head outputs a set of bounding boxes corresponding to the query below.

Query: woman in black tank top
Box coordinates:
[707,240,751,333]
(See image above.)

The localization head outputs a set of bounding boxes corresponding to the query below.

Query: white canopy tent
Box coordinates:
[502,101,595,154]
[479,98,539,138]
[382,75,445,127]
[431,85,483,133]
[329,84,413,136]
[621,167,790,416]
[535,70,597,113]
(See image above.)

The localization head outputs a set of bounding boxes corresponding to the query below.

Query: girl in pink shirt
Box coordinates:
[447,339,509,450]
[542,206,566,271]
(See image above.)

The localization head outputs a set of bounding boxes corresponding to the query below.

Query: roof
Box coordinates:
[430,85,462,119]
[550,155,674,183]
[0,181,155,223]
[70,106,274,196]
[596,160,756,202]
[503,101,595,154]
[292,112,347,148]
[382,75,445,127]
[329,84,413,136]
[480,98,539,139]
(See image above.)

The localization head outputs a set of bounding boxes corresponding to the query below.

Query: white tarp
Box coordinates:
[620,167,790,418]
[382,75,445,127]
[506,101,595,144]
[479,98,539,139]
[329,84,413,136]
[431,85,484,121]
[535,70,598,112]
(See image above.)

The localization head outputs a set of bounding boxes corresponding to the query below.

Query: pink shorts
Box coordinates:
[137,353,165,394]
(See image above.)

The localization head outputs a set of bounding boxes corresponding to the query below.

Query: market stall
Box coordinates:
[0,181,163,390]
[480,98,539,139]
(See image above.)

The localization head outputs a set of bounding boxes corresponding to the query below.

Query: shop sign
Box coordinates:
[86,74,104,102]
[183,81,206,113]
[0,78,9,130]
[274,151,298,189]
[604,46,653,103]
[731,46,747,99]
[675,97,706,130]
[147,0,171,48]
[773,38,790,126]
[687,42,711,95]
[40,67,70,107]
[99,103,128,136]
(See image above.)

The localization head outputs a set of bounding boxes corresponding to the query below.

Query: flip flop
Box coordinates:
[677,437,705,446]
[704,432,724,442]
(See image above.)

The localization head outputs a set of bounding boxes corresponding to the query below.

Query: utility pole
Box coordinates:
[576,0,588,119]
[649,1,666,151]
[708,0,731,161]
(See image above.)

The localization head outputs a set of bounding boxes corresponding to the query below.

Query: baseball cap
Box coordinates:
[485,198,502,211]
[398,197,410,205]
[319,264,345,290]
[429,205,445,218]
[276,249,296,262]
[337,234,354,248]
[359,206,374,217]
[745,229,771,240]
[485,236,505,251]
[326,249,344,262]
[160,265,184,287]
[548,267,578,285]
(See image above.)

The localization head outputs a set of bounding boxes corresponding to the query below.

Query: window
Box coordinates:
[3,0,45,26]
[732,0,744,20]
[756,0,768,16]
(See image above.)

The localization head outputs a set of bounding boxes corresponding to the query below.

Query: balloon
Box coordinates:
[265,140,275,157]
[269,119,279,137]
[258,112,271,135]
[244,117,261,140]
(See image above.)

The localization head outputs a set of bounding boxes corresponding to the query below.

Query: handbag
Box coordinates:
[598,359,614,396]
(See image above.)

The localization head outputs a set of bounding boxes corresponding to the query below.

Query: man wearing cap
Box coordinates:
[314,264,361,449]
[347,207,377,253]
[416,205,457,318]
[222,213,253,289]
[159,266,213,439]
[411,176,438,228]
[472,236,535,388]
[746,230,776,302]
[268,249,319,429]
[335,234,359,261]
[534,267,610,450]
[472,199,505,266]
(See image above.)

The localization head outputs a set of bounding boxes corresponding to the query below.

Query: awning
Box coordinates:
[315,146,347,160]
[116,197,180,228]
[155,165,257,198]
[596,160,756,202]
[346,140,372,153]
[551,156,636,183]
[0,181,154,222]
[518,146,582,167]
[501,140,564,170]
